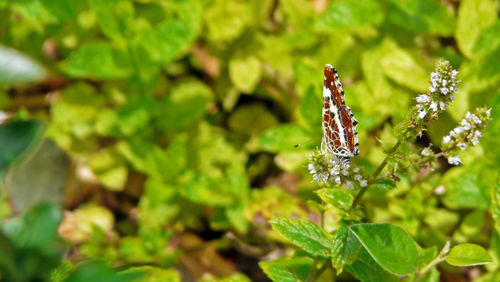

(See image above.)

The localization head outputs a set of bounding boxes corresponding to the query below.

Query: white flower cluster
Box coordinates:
[308,152,367,188]
[442,108,491,166]
[416,62,459,120]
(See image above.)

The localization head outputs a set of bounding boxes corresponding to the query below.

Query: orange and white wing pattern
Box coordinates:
[321,64,359,166]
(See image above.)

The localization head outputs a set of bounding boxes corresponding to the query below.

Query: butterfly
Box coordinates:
[321,64,359,167]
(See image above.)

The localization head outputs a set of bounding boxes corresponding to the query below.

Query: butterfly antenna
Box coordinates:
[294,137,320,149]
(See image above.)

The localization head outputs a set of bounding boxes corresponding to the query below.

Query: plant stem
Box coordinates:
[349,139,402,211]
[306,260,330,282]
[414,241,450,281]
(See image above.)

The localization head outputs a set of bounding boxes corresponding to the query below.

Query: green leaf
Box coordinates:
[350,223,418,275]
[121,266,180,282]
[66,261,141,282]
[0,46,47,85]
[445,243,492,266]
[228,103,278,136]
[259,124,311,152]
[442,167,490,210]
[492,181,500,234]
[229,56,262,93]
[89,0,134,40]
[158,80,213,131]
[386,0,455,36]
[380,41,428,93]
[259,257,313,282]
[270,218,332,257]
[455,0,497,58]
[299,86,322,132]
[40,0,84,21]
[204,0,250,42]
[331,222,362,274]
[316,189,353,212]
[373,179,396,192]
[345,246,398,282]
[473,22,500,57]
[15,203,62,249]
[315,0,384,31]
[63,42,132,79]
[0,120,43,176]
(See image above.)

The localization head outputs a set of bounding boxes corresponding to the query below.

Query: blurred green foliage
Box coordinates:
[0,0,499,281]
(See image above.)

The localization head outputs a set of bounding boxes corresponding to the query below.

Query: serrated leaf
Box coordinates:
[270,218,332,257]
[316,189,353,212]
[0,46,47,85]
[455,0,497,58]
[350,223,418,275]
[445,243,492,266]
[331,222,362,274]
[259,257,313,282]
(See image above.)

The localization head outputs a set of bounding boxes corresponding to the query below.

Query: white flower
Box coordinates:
[443,135,451,144]
[429,85,436,92]
[471,137,479,146]
[442,80,447,86]
[430,72,439,80]
[416,104,422,110]
[460,119,471,130]
[308,163,316,174]
[418,110,427,119]
[416,94,431,103]
[434,185,446,195]
[345,181,354,190]
[421,148,430,156]
[465,112,472,119]
[359,180,368,187]
[458,143,468,150]
[453,127,463,135]
[450,94,455,100]
[429,102,438,112]
[439,101,446,110]
[353,167,360,173]
[441,87,449,95]
[448,155,461,165]
[472,115,481,124]
[475,131,482,138]
[333,176,341,184]
[341,167,349,176]
[452,70,458,79]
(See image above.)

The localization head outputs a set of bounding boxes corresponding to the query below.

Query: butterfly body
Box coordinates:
[321,64,359,166]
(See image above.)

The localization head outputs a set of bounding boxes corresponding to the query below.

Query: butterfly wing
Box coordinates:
[322,64,359,157]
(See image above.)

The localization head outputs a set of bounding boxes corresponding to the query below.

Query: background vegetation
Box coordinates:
[0,0,499,281]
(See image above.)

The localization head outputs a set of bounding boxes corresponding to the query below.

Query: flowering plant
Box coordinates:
[268,60,494,281]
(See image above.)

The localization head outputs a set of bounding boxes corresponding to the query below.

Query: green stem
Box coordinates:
[349,139,402,211]
[306,260,330,282]
[414,241,450,281]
